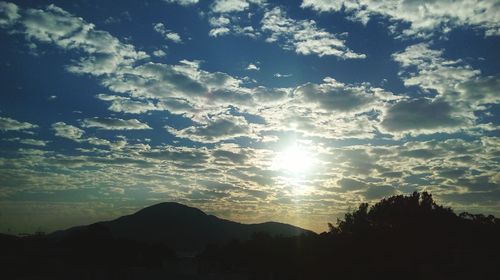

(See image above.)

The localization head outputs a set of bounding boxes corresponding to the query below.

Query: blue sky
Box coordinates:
[0,0,499,233]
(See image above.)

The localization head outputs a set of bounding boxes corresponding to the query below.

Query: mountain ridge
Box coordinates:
[51,201,315,251]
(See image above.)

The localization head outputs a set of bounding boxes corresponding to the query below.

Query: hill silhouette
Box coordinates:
[2,192,500,279]
[51,202,314,252]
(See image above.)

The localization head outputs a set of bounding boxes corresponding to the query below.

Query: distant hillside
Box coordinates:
[51,202,314,251]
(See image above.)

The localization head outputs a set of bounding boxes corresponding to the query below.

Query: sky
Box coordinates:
[0,0,499,234]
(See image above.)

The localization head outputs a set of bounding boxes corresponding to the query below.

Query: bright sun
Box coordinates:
[273,144,315,174]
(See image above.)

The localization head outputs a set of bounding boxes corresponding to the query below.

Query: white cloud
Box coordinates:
[378,43,500,137]
[209,16,231,27]
[0,117,38,131]
[81,117,152,130]
[274,73,292,78]
[18,4,148,76]
[211,0,266,13]
[392,43,500,112]
[261,7,365,59]
[52,122,84,141]
[246,63,260,71]
[51,121,128,149]
[209,26,231,37]
[164,0,199,6]
[392,43,479,95]
[152,49,167,57]
[301,0,500,37]
[153,22,182,43]
[212,0,249,13]
[0,1,19,27]
[19,138,48,146]
[252,78,400,140]
[96,94,165,114]
[208,15,259,38]
[4,137,48,146]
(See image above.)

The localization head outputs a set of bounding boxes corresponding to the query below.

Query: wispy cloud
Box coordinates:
[261,7,365,59]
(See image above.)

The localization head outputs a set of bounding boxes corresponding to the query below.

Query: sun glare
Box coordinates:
[273,144,315,174]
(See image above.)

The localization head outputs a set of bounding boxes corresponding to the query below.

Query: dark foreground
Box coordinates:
[2,192,499,279]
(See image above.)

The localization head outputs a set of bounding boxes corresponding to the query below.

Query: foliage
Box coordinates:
[200,192,500,279]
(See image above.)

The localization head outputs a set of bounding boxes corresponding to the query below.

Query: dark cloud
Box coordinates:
[400,149,440,159]
[337,178,367,191]
[166,114,253,143]
[252,86,288,103]
[212,149,248,164]
[381,99,462,132]
[362,185,396,200]
[295,81,373,112]
[142,147,210,168]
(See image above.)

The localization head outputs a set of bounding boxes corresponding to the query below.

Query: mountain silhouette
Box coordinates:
[51,202,314,251]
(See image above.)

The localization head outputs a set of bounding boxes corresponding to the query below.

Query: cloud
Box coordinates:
[392,43,479,95]
[380,98,464,134]
[211,0,266,13]
[81,117,152,130]
[166,113,255,143]
[246,63,260,71]
[389,43,500,136]
[213,147,249,164]
[337,177,368,192]
[164,0,199,6]
[274,73,292,78]
[295,77,378,112]
[301,0,500,37]
[261,7,366,59]
[212,0,250,13]
[251,86,288,103]
[4,137,48,147]
[0,3,256,122]
[208,14,260,38]
[251,78,401,140]
[96,94,165,114]
[0,1,19,27]
[51,122,84,141]
[99,60,251,112]
[51,121,127,149]
[0,117,37,131]
[19,138,48,146]
[287,77,400,124]
[142,146,210,168]
[209,26,231,37]
[209,16,231,26]
[456,76,500,110]
[152,49,166,57]
[153,22,182,43]
[18,4,147,76]
[362,185,396,200]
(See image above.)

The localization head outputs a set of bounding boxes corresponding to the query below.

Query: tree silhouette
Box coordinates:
[200,192,500,279]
